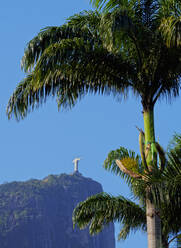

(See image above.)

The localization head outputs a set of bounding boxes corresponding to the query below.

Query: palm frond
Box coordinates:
[67,10,101,31]
[99,8,139,55]
[73,192,146,237]
[22,11,102,73]
[159,16,181,47]
[103,146,142,186]
[158,0,181,47]
[90,0,107,10]
[22,25,76,72]
[7,75,34,120]
[168,133,181,152]
[7,37,135,120]
[90,0,134,12]
[118,223,131,240]
[118,221,146,241]
[159,133,181,189]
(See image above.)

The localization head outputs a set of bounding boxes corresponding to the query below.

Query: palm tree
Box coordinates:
[73,135,181,248]
[6,1,181,247]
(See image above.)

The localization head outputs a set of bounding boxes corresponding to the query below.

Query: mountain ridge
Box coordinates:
[0,172,115,248]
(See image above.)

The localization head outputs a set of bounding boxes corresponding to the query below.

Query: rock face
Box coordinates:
[0,172,115,248]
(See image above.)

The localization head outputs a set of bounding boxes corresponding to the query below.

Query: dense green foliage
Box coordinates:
[7,0,181,120]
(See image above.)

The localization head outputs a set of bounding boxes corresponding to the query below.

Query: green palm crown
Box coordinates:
[7,0,181,120]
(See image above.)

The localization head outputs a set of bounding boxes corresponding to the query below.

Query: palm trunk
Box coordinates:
[146,196,162,248]
[143,107,162,248]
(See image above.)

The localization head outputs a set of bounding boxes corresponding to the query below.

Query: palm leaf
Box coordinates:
[22,11,102,73]
[90,0,134,12]
[73,192,146,237]
[158,0,181,47]
[7,37,135,120]
[103,146,143,185]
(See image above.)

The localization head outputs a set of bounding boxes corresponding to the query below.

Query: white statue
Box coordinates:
[72,158,81,172]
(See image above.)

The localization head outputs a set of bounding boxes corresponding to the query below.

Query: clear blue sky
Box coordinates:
[1,1,181,247]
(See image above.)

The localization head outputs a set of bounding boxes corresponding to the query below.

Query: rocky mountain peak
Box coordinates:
[0,172,115,248]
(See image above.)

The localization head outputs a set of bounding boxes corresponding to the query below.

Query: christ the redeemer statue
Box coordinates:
[72,158,81,173]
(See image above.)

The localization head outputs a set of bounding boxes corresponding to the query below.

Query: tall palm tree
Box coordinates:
[6,1,181,247]
[73,135,181,248]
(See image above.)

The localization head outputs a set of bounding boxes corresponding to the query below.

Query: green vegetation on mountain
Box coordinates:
[0,173,115,248]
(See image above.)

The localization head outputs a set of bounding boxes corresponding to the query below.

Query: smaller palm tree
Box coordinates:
[73,134,181,248]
